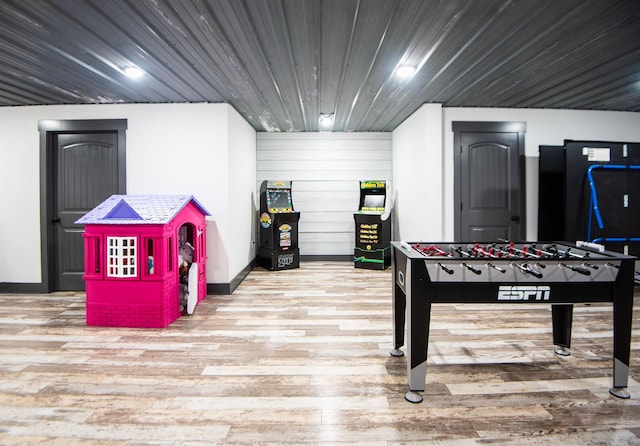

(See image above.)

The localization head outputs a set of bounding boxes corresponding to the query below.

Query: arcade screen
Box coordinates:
[267,190,292,209]
[363,194,385,209]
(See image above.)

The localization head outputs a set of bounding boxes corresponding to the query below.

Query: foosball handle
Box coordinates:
[462,262,482,275]
[513,262,543,278]
[528,269,544,279]
[487,262,506,273]
[437,262,454,275]
[561,263,591,276]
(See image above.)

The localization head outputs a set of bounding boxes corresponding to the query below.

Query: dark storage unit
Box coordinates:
[258,180,300,270]
[538,141,640,258]
[537,145,565,241]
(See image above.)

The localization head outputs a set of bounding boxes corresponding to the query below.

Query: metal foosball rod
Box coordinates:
[490,243,552,271]
[413,243,451,257]
[476,242,543,278]
[448,246,484,274]
[427,245,451,256]
[509,242,542,259]
[469,243,492,257]
[529,244,560,258]
[468,243,507,259]
[536,243,600,270]
[483,243,516,259]
[543,243,589,259]
[495,242,550,269]
[511,261,543,278]
[496,239,547,260]
[451,245,473,257]
[461,244,505,273]
[463,244,506,273]
[470,244,526,273]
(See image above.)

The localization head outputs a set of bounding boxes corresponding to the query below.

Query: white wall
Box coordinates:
[0,107,42,282]
[392,106,640,242]
[3,101,638,286]
[392,103,444,241]
[227,107,258,277]
[257,132,392,256]
[0,103,256,286]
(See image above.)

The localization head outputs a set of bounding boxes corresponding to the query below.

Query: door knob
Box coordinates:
[510,215,520,222]
[52,217,61,224]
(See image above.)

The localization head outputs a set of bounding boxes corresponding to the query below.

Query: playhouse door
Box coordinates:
[52,132,122,290]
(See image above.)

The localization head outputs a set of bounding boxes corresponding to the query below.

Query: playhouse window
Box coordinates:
[107,237,137,278]
[145,238,155,275]
[179,224,194,248]
[93,237,101,274]
[178,223,196,262]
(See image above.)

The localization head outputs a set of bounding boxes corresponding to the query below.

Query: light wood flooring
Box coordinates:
[1,261,640,445]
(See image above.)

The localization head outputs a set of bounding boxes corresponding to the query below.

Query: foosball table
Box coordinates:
[390,240,636,403]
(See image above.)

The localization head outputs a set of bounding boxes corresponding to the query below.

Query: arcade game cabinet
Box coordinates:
[353,180,392,270]
[258,180,300,270]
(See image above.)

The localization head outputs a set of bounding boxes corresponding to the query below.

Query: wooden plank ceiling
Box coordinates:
[1,0,639,132]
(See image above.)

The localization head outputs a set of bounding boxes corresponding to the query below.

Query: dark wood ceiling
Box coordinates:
[1,0,639,132]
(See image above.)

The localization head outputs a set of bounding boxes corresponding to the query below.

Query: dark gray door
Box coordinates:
[52,132,120,290]
[453,122,526,242]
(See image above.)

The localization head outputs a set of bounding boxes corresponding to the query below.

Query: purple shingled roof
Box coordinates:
[75,195,210,225]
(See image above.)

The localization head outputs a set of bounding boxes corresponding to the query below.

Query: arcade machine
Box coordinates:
[258,180,300,270]
[353,180,392,269]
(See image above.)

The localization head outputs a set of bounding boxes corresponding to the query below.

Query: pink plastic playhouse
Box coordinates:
[75,195,210,328]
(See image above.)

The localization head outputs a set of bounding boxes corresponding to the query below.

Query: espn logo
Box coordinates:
[497,285,551,301]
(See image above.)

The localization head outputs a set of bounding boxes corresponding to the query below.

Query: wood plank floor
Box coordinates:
[1,261,640,445]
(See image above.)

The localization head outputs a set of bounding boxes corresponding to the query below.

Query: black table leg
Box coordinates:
[552,304,573,356]
[610,261,634,398]
[390,280,406,357]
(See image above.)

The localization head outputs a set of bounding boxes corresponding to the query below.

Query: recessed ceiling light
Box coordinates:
[395,65,416,79]
[123,66,145,79]
[319,113,335,131]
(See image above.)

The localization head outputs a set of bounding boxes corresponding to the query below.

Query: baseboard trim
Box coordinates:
[0,282,49,294]
[301,255,353,262]
[206,258,257,295]
[206,283,231,295]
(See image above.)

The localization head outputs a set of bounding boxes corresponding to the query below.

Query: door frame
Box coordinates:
[452,121,526,241]
[39,119,127,292]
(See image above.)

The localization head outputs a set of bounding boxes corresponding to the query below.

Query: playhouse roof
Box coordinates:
[75,195,210,225]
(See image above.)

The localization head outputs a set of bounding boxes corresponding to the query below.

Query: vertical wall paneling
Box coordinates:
[257,133,392,256]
